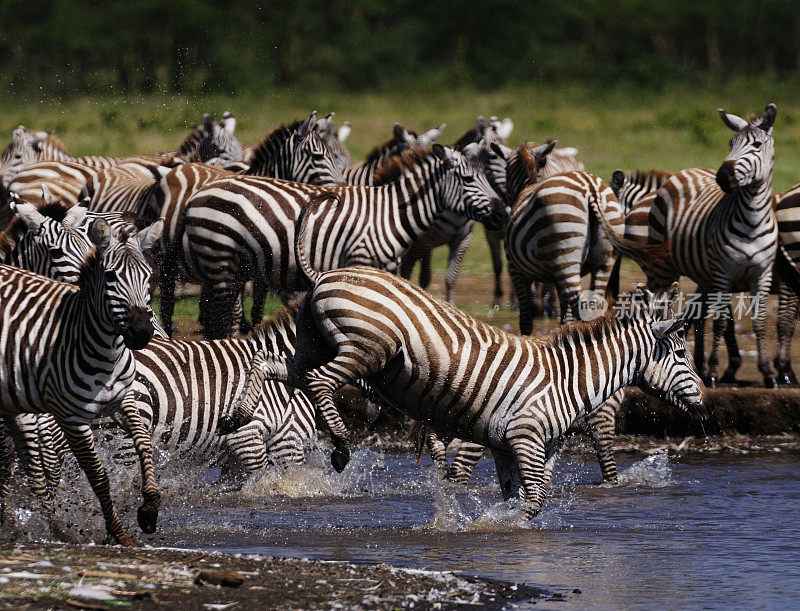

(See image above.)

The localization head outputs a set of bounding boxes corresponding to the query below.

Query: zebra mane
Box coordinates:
[452,128,480,151]
[534,307,643,351]
[519,144,542,181]
[250,302,299,342]
[624,169,672,187]
[363,135,401,165]
[0,202,70,255]
[371,145,435,186]
[38,133,68,155]
[245,120,303,175]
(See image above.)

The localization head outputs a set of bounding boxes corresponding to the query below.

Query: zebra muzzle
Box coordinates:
[715,161,738,193]
[123,307,155,350]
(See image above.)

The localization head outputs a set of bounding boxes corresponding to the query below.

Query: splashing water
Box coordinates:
[615,452,673,488]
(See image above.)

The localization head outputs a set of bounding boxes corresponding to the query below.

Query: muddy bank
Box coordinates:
[0,543,548,609]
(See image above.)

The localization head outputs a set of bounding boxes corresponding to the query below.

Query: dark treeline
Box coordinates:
[2,0,799,96]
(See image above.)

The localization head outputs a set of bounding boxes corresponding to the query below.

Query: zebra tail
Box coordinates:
[587,191,671,273]
[294,192,341,285]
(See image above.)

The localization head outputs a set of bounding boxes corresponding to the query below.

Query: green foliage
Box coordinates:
[2,1,800,95]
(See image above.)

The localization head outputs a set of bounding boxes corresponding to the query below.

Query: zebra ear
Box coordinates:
[137,218,164,254]
[202,113,215,135]
[461,142,481,160]
[653,318,684,339]
[220,111,236,135]
[337,121,351,143]
[89,218,111,252]
[717,109,748,132]
[760,103,777,133]
[611,170,625,194]
[11,200,46,233]
[63,204,88,229]
[298,112,317,140]
[420,123,446,145]
[489,141,507,161]
[633,283,655,308]
[532,140,557,165]
[40,184,55,206]
[475,116,488,136]
[497,118,514,141]
[432,143,454,167]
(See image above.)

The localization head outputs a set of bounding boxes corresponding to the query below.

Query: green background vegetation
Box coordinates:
[2,2,800,284]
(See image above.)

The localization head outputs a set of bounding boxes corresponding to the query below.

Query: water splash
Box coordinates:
[615,452,673,488]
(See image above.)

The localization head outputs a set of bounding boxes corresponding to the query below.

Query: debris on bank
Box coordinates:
[0,544,547,609]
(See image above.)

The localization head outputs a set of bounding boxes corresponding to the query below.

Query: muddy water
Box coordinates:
[13,443,793,609]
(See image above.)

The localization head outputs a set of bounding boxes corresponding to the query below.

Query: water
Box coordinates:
[10,444,800,609]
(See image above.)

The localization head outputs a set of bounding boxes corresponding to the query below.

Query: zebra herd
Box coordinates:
[0,101,792,544]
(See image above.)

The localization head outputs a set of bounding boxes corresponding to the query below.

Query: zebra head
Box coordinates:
[83,218,164,350]
[196,116,244,164]
[431,143,506,230]
[631,283,707,420]
[314,113,352,172]
[463,137,513,206]
[288,112,344,186]
[6,191,93,283]
[0,126,49,187]
[716,103,776,193]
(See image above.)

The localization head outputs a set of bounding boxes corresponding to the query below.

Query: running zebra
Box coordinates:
[170,144,504,338]
[643,104,778,387]
[505,169,624,332]
[222,235,705,517]
[0,218,163,546]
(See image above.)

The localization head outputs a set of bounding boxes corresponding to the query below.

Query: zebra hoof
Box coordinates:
[719,372,737,384]
[764,376,779,390]
[137,506,158,534]
[778,372,799,385]
[218,415,238,435]
[331,447,350,473]
[114,532,136,547]
[705,376,717,389]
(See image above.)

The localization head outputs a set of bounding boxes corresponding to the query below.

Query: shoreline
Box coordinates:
[0,543,549,609]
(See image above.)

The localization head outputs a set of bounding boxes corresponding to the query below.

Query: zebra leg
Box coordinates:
[236,289,250,335]
[511,271,535,335]
[250,279,268,330]
[693,294,709,380]
[0,417,12,526]
[116,397,160,534]
[446,440,484,484]
[58,420,134,546]
[775,279,800,384]
[491,450,525,502]
[558,279,582,324]
[509,435,549,520]
[36,414,66,492]
[8,415,56,518]
[204,280,241,339]
[418,249,433,291]
[544,284,559,319]
[305,348,386,473]
[444,232,472,305]
[158,254,179,337]
[752,279,778,388]
[485,228,505,308]
[720,299,742,383]
[399,248,419,281]
[224,421,270,474]
[425,430,448,476]
[586,393,621,484]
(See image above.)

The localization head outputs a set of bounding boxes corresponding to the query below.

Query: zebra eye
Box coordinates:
[13,153,21,159]
[49,247,64,258]
[462,175,475,183]
[753,141,762,149]
[104,270,117,283]
[675,348,686,359]
[312,152,325,161]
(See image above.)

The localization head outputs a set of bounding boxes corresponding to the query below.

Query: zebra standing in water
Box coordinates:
[223,216,705,516]
[170,144,504,338]
[643,104,778,387]
[0,218,164,546]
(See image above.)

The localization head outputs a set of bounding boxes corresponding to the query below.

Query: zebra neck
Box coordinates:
[505,151,531,203]
[384,161,448,240]
[720,178,773,230]
[68,289,126,360]
[542,319,645,418]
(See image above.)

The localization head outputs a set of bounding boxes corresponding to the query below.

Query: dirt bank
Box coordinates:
[0,543,549,610]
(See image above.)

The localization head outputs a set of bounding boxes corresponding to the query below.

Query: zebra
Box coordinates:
[421,390,624,485]
[244,112,343,186]
[398,118,507,304]
[221,222,705,517]
[31,305,317,487]
[770,183,800,384]
[168,144,504,339]
[0,217,164,546]
[505,168,625,332]
[641,104,778,387]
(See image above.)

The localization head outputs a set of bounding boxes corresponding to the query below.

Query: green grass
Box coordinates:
[6,79,800,282]
[151,294,284,322]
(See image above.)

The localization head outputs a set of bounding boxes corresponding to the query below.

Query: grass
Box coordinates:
[5,79,800,283]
